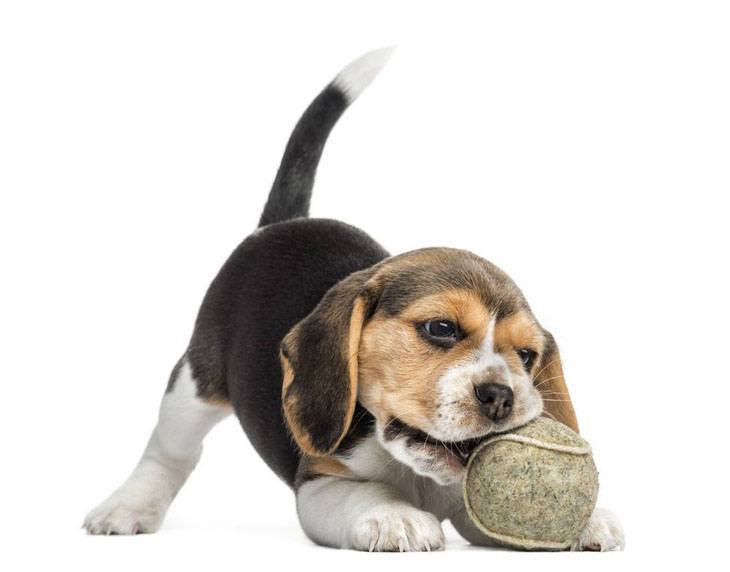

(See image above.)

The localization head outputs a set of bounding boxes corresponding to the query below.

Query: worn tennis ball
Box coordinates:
[463,417,599,551]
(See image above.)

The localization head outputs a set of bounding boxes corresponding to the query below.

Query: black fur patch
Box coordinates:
[187,218,388,485]
[259,85,348,227]
[335,402,375,456]
[165,357,184,393]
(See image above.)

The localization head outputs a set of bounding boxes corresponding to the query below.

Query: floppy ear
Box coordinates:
[280,269,380,457]
[535,330,579,433]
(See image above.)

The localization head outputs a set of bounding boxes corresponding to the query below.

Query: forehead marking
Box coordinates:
[482,317,497,355]
[471,316,510,385]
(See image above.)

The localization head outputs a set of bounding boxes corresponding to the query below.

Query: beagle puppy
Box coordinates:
[84,48,624,552]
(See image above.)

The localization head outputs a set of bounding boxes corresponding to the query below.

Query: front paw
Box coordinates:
[572,507,625,552]
[348,504,445,552]
[83,491,166,535]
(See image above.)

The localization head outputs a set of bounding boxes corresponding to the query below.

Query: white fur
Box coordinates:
[332,47,395,103]
[482,317,498,358]
[571,507,626,551]
[373,419,464,486]
[297,476,445,551]
[83,360,230,534]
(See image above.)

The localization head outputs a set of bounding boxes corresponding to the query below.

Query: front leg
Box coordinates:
[296,476,445,551]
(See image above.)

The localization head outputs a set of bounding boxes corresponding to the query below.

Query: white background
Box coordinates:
[1,1,729,570]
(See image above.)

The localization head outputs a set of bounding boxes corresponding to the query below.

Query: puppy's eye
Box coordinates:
[425,320,457,338]
[517,348,537,370]
[419,319,461,348]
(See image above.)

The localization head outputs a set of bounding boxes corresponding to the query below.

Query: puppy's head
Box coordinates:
[281,248,577,485]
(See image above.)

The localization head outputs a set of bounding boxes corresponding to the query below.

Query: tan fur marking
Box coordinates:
[494,311,545,375]
[281,349,294,393]
[283,396,319,455]
[358,289,490,428]
[341,295,367,445]
[200,394,234,409]
[280,350,320,456]
[300,454,353,480]
[494,311,544,353]
[399,289,491,339]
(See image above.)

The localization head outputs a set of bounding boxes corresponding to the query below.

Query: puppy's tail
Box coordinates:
[258,47,394,227]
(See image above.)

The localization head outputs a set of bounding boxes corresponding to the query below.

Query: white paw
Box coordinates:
[348,504,445,552]
[83,493,166,535]
[572,507,625,552]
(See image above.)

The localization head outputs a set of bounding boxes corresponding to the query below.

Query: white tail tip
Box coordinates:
[332,46,395,103]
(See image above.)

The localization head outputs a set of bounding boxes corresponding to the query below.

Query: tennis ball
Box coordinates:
[463,417,599,551]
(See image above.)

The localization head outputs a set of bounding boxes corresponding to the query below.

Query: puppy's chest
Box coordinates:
[338,434,463,519]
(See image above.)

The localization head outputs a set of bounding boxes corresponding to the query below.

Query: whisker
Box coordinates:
[380,417,400,436]
[534,373,564,390]
[533,358,562,382]
[538,390,570,397]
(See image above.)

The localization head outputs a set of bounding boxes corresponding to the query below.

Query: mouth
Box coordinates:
[382,418,486,467]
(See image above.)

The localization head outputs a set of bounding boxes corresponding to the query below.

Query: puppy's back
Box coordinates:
[187,218,387,484]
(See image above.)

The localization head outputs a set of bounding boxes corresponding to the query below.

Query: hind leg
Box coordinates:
[84,359,230,534]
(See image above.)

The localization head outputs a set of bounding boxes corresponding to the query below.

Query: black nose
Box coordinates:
[474,383,514,422]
